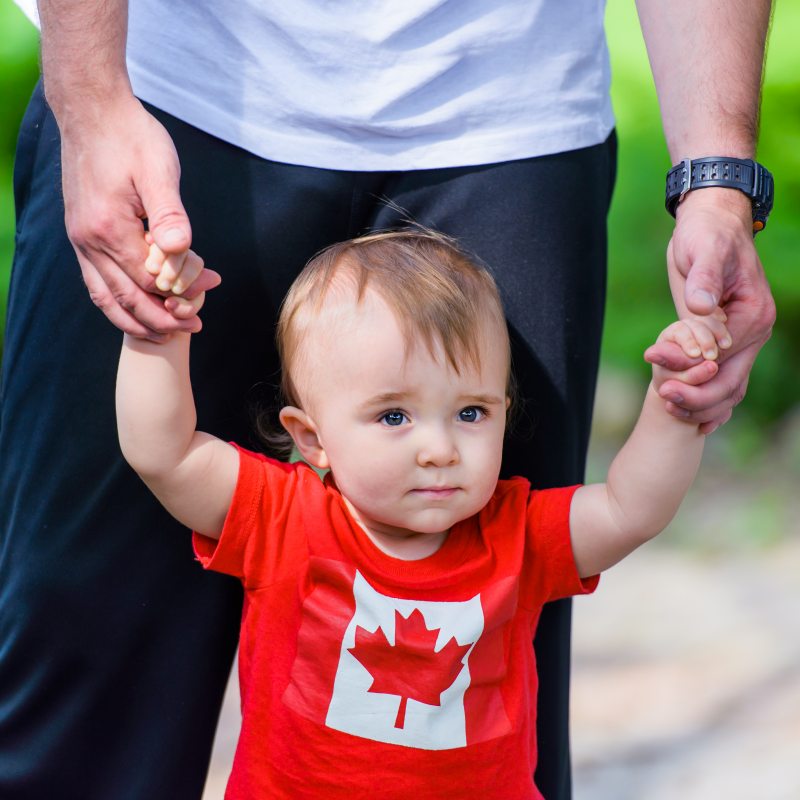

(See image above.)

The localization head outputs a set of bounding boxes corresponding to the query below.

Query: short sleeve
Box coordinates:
[524,484,599,605]
[192,446,310,588]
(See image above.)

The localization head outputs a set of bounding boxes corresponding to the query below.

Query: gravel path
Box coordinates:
[571,538,800,799]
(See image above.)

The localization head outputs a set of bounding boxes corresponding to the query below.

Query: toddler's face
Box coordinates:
[290,286,508,549]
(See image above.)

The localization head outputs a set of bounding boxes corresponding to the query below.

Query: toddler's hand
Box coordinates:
[144,233,221,321]
[647,310,732,400]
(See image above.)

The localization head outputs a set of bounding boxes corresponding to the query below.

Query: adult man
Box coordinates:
[0,1,774,798]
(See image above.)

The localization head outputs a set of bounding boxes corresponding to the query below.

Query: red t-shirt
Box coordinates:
[194,447,597,799]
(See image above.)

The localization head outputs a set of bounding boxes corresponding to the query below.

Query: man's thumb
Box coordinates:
[143,185,192,254]
[684,260,723,316]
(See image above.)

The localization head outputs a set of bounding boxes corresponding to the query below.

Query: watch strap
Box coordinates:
[665,157,774,233]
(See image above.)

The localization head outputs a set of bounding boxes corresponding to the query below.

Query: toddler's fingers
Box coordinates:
[700,408,732,436]
[679,318,719,361]
[659,320,704,359]
[669,359,719,387]
[180,268,222,300]
[164,291,206,319]
[683,315,731,358]
[155,250,188,292]
[171,250,205,296]
[145,241,167,277]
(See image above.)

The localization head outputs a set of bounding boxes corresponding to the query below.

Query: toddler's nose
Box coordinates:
[416,426,459,467]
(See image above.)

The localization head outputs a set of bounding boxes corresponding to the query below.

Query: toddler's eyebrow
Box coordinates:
[359,391,506,410]
[458,393,506,406]
[359,392,410,409]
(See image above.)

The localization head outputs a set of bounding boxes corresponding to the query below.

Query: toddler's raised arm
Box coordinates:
[116,246,237,539]
[568,313,730,578]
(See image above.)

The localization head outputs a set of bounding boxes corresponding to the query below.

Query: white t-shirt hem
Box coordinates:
[130,62,615,171]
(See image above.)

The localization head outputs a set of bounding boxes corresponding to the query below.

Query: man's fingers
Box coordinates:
[658,373,736,411]
[699,409,733,436]
[651,358,718,402]
[664,397,738,427]
[67,206,157,283]
[78,246,202,336]
[77,253,165,341]
[657,347,754,413]
[165,292,206,319]
[644,340,704,371]
[667,359,719,387]
[180,268,222,300]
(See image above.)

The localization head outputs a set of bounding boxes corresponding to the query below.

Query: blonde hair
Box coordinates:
[257,229,512,458]
[278,229,510,408]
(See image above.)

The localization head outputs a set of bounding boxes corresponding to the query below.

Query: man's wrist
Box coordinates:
[674,186,753,227]
[47,81,140,137]
[45,74,135,124]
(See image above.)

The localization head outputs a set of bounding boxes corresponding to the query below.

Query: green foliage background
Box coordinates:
[1,0,798,433]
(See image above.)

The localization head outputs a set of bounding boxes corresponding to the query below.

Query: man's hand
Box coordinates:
[646,188,775,434]
[648,310,731,422]
[59,94,217,341]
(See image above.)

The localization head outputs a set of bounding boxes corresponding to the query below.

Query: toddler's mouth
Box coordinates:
[412,486,459,498]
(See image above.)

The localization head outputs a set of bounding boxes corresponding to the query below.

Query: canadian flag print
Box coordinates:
[326,571,482,749]
[347,606,472,730]
[282,558,517,751]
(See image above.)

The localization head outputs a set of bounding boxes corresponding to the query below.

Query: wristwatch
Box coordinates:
[665,157,774,233]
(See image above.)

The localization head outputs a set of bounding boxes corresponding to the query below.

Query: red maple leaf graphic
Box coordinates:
[348,608,471,729]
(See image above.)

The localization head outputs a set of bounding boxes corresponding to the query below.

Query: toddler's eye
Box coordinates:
[381,410,407,426]
[458,406,484,423]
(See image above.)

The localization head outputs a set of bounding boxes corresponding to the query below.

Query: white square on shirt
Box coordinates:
[325,571,484,750]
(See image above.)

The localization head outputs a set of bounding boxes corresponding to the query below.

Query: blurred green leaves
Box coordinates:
[0,2,38,331]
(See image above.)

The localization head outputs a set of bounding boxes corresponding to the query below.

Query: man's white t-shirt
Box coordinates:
[16,0,614,171]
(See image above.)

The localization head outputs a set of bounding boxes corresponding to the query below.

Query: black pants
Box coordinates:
[0,82,615,799]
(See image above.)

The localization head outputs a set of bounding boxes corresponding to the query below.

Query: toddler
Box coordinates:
[117,230,729,799]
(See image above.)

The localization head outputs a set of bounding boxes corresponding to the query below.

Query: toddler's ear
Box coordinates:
[278,407,330,470]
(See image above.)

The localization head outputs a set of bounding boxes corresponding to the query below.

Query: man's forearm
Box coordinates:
[636,0,772,161]
[38,0,133,125]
